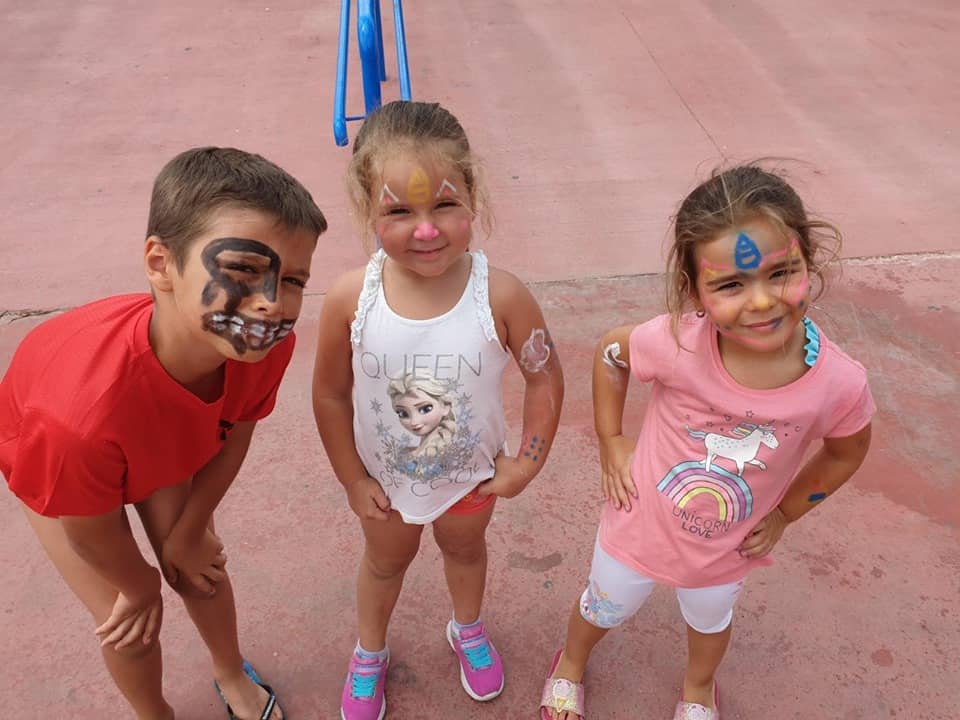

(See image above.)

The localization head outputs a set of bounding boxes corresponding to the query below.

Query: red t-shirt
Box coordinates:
[0,294,295,517]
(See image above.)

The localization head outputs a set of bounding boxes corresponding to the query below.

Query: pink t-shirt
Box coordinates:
[598,313,875,588]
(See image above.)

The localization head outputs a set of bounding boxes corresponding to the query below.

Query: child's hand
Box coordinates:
[95,568,163,649]
[739,506,789,558]
[161,526,228,597]
[476,454,532,499]
[599,434,637,511]
[345,475,392,521]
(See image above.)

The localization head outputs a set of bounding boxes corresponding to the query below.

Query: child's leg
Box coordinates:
[21,504,173,720]
[433,498,505,701]
[676,580,743,710]
[135,484,280,720]
[553,601,610,684]
[431,497,496,624]
[356,509,424,650]
[543,536,657,720]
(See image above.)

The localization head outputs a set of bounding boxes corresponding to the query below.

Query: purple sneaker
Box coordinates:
[340,649,389,720]
[446,620,504,701]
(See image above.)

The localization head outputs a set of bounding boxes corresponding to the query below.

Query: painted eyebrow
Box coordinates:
[217,251,272,262]
[703,271,744,287]
[286,267,311,280]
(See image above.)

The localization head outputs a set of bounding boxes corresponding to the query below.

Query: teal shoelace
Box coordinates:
[462,638,492,669]
[351,667,382,698]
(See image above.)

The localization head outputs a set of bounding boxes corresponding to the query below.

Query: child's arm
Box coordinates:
[593,325,638,511]
[61,510,163,647]
[477,269,564,499]
[312,269,391,521]
[739,423,872,558]
[160,421,255,594]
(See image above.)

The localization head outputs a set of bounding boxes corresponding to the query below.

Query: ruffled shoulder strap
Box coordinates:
[470,250,499,344]
[350,249,386,348]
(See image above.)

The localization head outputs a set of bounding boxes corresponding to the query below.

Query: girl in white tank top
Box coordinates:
[313,101,565,720]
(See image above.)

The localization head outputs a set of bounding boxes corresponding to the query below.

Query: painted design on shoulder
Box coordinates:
[520,328,551,373]
[379,184,400,205]
[602,342,627,369]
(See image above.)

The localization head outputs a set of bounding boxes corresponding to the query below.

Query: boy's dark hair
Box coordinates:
[147,147,327,268]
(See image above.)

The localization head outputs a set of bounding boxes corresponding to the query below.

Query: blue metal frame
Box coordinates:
[333,0,412,147]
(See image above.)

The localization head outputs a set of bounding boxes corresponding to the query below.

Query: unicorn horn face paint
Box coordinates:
[694,218,810,354]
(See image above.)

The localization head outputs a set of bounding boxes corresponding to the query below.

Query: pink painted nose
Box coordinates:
[414,222,440,241]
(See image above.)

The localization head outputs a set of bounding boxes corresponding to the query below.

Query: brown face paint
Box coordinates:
[200,237,294,354]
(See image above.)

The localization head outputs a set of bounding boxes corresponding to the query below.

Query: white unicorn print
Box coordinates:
[685,422,779,476]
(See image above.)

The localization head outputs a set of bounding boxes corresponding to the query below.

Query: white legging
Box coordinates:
[579,536,744,634]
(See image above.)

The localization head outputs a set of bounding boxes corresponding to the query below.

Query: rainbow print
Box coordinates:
[657,461,754,523]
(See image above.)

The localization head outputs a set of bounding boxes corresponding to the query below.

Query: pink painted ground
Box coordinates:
[1,1,958,718]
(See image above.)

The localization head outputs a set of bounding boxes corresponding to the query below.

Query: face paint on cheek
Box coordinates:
[199,237,292,355]
[783,270,810,307]
[406,168,431,204]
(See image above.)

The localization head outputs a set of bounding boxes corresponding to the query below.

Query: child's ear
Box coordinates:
[144,236,175,292]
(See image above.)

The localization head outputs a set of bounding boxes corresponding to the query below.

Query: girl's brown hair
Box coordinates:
[345,100,492,252]
[666,162,841,332]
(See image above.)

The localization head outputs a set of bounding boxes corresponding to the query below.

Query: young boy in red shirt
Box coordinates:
[0,147,326,719]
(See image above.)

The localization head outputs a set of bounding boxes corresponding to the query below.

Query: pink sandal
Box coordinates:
[539,649,586,720]
[672,679,720,720]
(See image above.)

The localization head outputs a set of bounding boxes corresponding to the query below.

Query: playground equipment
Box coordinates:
[333,0,412,146]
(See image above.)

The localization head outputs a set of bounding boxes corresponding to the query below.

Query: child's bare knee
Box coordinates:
[437,535,486,565]
[363,549,416,581]
[167,575,216,600]
[105,635,159,661]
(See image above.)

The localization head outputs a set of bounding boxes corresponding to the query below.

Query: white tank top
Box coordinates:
[350,250,511,524]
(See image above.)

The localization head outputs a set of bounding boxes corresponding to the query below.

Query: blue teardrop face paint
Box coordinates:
[734,232,762,270]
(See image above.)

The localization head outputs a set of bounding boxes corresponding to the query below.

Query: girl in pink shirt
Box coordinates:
[539,164,875,720]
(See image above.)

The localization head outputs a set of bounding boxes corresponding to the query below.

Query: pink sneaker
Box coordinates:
[445,620,504,701]
[340,649,389,720]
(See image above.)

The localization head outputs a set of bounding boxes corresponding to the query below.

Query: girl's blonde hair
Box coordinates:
[387,373,457,458]
[666,162,841,333]
[346,100,492,253]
